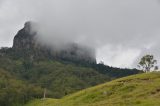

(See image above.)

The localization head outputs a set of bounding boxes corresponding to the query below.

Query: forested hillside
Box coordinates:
[0,69,43,106]
[0,48,141,106]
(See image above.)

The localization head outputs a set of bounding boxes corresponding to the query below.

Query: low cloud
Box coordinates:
[0,0,160,68]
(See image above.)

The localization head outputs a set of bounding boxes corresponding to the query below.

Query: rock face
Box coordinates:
[12,21,96,64]
[13,21,37,50]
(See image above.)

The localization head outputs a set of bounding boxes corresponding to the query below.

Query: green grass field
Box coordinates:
[25,72,160,106]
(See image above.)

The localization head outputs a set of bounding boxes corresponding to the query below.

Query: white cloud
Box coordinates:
[97,45,141,68]
[0,0,160,68]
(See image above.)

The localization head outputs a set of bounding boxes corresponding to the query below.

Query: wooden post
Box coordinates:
[43,88,46,99]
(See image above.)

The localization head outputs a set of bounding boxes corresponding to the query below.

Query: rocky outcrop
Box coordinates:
[12,21,96,64]
[13,21,37,50]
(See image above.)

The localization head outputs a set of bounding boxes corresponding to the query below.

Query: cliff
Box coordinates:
[13,21,37,50]
[12,21,96,64]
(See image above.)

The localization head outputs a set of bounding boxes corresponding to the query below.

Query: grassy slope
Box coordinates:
[26,72,160,106]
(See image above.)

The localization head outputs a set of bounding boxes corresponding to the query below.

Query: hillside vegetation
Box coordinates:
[26,72,160,106]
[0,55,109,98]
[0,52,140,106]
[0,69,44,106]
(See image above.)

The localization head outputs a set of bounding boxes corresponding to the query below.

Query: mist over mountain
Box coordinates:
[12,21,96,64]
[1,0,160,68]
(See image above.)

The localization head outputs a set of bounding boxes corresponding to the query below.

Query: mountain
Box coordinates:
[12,21,96,64]
[25,72,160,106]
[0,21,141,106]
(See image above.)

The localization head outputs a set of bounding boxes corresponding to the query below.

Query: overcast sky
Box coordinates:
[0,0,160,68]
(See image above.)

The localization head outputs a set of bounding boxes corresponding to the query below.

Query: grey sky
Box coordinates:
[0,0,160,68]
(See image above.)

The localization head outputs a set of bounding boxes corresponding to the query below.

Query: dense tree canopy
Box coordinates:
[0,47,141,106]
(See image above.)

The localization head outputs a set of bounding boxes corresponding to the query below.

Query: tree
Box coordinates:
[138,55,158,72]
[154,66,159,71]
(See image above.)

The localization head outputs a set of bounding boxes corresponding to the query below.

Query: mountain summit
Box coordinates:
[13,21,37,50]
[12,21,96,64]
